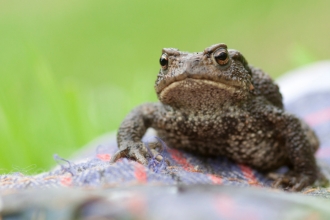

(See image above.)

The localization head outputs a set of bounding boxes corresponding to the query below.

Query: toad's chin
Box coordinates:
[158,78,244,109]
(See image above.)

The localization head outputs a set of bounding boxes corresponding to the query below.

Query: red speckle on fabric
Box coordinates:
[214,195,261,220]
[127,194,147,219]
[60,175,72,186]
[238,165,259,185]
[167,148,197,172]
[316,147,330,158]
[97,154,111,161]
[213,195,235,218]
[208,174,222,184]
[304,107,330,126]
[134,163,147,183]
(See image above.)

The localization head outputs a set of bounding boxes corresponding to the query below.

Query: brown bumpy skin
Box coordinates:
[111,43,321,191]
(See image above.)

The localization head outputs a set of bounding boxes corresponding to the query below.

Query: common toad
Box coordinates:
[111,43,321,191]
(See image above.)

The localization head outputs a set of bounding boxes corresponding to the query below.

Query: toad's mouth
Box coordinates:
[155,73,245,94]
[158,78,243,107]
[159,78,239,98]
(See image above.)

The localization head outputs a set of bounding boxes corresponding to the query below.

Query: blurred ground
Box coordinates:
[0,0,329,172]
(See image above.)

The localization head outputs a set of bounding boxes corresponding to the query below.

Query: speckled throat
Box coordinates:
[159,78,244,109]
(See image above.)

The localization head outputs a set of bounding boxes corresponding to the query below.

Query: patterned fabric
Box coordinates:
[1,62,330,219]
[1,92,329,191]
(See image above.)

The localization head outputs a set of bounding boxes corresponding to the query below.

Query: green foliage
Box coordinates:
[0,0,329,173]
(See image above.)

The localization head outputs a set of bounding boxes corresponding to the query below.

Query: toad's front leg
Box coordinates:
[110,103,161,165]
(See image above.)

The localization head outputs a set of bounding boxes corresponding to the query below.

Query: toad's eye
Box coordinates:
[159,53,168,69]
[213,48,229,66]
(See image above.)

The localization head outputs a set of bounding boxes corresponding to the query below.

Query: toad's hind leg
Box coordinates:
[270,114,319,191]
[301,120,319,153]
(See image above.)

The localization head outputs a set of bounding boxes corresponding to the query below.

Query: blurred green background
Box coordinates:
[0,0,329,173]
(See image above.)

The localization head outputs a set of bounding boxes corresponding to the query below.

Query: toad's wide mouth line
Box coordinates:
[159,78,239,98]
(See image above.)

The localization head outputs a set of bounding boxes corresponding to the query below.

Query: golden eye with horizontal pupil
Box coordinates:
[213,48,229,65]
[159,53,168,69]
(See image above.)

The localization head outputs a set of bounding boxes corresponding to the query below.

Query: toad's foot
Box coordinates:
[269,172,317,191]
[110,141,162,165]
